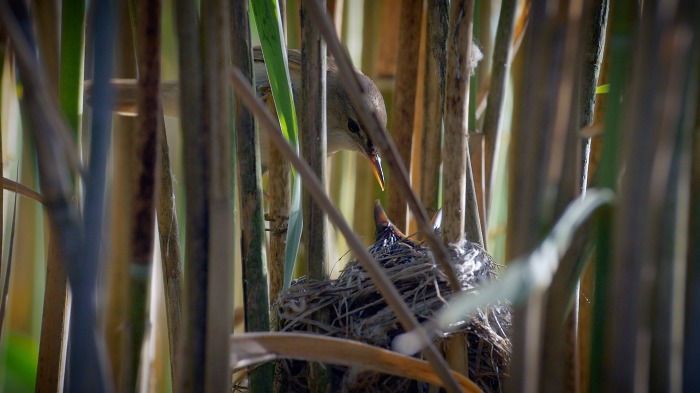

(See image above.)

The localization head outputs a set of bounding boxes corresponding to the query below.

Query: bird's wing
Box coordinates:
[252,47,304,105]
[252,46,273,100]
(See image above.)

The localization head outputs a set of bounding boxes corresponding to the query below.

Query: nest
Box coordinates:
[271,212,511,393]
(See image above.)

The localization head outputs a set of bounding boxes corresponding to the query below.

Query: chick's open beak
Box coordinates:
[369,153,385,190]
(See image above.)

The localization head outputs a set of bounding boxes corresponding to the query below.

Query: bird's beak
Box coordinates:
[369,153,385,190]
[374,200,407,240]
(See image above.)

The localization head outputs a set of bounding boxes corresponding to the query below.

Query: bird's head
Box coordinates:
[327,67,387,190]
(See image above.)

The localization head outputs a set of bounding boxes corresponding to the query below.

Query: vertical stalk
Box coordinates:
[387,0,421,231]
[202,0,233,391]
[231,2,274,391]
[442,0,480,245]
[418,0,448,219]
[126,0,162,390]
[33,1,69,390]
[482,0,516,218]
[684,16,700,389]
[73,0,116,390]
[35,240,68,393]
[300,1,329,390]
[442,0,476,379]
[103,2,136,386]
[589,1,636,391]
[173,0,208,390]
[267,125,290,304]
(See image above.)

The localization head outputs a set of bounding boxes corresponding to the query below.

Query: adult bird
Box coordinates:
[98,47,387,188]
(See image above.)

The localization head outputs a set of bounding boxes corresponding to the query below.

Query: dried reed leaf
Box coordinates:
[230,333,483,393]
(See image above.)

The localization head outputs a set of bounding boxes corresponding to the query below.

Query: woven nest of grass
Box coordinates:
[271,205,511,392]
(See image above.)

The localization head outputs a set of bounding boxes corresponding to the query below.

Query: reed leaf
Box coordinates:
[250,0,303,292]
[155,115,182,383]
[230,333,482,393]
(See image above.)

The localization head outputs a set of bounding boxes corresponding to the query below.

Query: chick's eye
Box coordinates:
[348,118,360,133]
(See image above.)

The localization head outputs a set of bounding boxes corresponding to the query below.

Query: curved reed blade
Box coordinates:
[250,0,303,298]
[230,332,484,393]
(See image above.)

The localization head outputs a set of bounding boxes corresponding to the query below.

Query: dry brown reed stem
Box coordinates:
[387,0,421,231]
[418,0,448,220]
[267,0,291,309]
[173,0,209,390]
[443,0,480,247]
[231,68,462,393]
[105,116,135,389]
[407,4,427,237]
[267,124,290,304]
[230,2,274,390]
[202,1,234,390]
[418,5,443,219]
[17,8,68,386]
[104,7,136,383]
[300,0,328,283]
[35,238,68,393]
[156,118,183,379]
[304,0,461,294]
[374,0,401,78]
[441,0,478,379]
[300,1,330,390]
[126,1,162,390]
[0,177,45,204]
[34,13,68,378]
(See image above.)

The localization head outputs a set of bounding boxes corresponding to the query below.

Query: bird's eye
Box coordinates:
[348,118,360,134]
